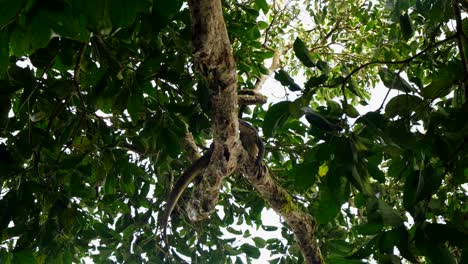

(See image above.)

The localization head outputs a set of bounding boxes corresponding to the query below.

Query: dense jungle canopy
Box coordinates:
[0,0,467,263]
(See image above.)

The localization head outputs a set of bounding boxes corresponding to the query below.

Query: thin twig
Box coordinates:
[262,0,294,45]
[0,0,27,30]
[324,35,457,89]
[74,43,88,110]
[252,46,288,92]
[321,17,342,44]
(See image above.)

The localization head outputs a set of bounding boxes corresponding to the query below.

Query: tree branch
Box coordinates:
[187,0,242,221]
[183,132,202,161]
[238,145,323,264]
[238,92,268,105]
[181,1,325,262]
[73,43,87,110]
[324,35,457,89]
[252,46,289,92]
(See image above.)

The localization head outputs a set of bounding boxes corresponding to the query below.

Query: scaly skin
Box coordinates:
[160,151,212,243]
[239,119,264,166]
[161,120,264,243]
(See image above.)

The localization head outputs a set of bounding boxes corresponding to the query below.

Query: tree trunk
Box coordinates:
[186,0,323,262]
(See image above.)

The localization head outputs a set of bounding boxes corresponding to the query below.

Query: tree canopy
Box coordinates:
[0,0,467,263]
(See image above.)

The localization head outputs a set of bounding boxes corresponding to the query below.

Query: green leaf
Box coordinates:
[353,223,383,235]
[422,223,466,247]
[453,158,468,184]
[254,0,269,13]
[314,170,349,224]
[375,254,401,263]
[104,173,117,195]
[404,166,444,209]
[29,112,46,122]
[153,0,183,20]
[262,225,278,231]
[415,231,457,264]
[0,96,11,125]
[70,0,112,34]
[240,244,261,259]
[386,122,418,149]
[421,79,453,99]
[403,170,419,209]
[344,104,359,118]
[28,11,53,52]
[348,165,373,196]
[349,234,381,259]
[62,251,72,264]
[305,74,328,90]
[242,7,260,18]
[254,50,274,60]
[315,187,342,224]
[0,1,23,27]
[301,107,337,131]
[226,226,243,235]
[274,69,302,91]
[290,161,318,190]
[262,101,291,138]
[378,68,415,92]
[12,250,37,264]
[316,60,330,74]
[127,92,145,122]
[463,18,468,37]
[354,193,367,208]
[247,26,261,40]
[0,30,9,78]
[257,21,269,30]
[392,226,417,262]
[110,0,151,28]
[252,237,266,248]
[162,129,182,158]
[9,27,29,56]
[418,166,444,201]
[399,13,414,40]
[384,94,423,118]
[326,100,342,117]
[327,256,365,264]
[120,165,136,196]
[326,240,352,255]
[356,111,387,130]
[9,10,53,55]
[51,9,89,42]
[379,229,400,253]
[377,199,403,227]
[48,79,75,99]
[293,37,315,67]
[346,78,362,98]
[368,162,385,183]
[421,61,464,99]
[1,251,11,264]
[428,0,451,24]
[30,44,57,69]
[138,56,163,80]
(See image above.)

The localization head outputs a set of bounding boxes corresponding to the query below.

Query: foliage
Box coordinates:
[0,0,467,263]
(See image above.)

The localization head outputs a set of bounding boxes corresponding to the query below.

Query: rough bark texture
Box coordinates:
[238,93,268,105]
[239,155,324,264]
[186,0,324,262]
[183,132,201,161]
[187,0,241,220]
[253,47,285,91]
